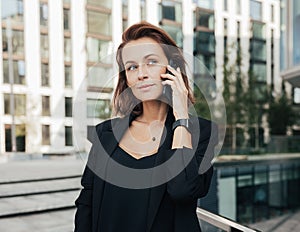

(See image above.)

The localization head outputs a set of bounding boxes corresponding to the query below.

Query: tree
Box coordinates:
[268,85,295,135]
[222,42,247,153]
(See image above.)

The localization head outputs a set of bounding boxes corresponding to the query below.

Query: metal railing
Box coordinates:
[197,208,261,232]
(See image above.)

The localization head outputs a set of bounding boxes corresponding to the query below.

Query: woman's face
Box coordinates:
[122,37,168,102]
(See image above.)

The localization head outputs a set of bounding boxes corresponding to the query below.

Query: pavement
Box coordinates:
[0,155,85,232]
[250,210,300,232]
[0,155,300,232]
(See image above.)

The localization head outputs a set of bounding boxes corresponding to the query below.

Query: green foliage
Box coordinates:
[193,83,211,120]
[268,89,296,135]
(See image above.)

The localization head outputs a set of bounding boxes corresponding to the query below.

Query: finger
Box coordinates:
[175,67,187,89]
[165,66,187,92]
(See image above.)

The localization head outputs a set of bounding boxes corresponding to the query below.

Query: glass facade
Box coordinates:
[293,0,300,66]
[216,158,300,224]
[86,1,113,92]
[194,8,215,78]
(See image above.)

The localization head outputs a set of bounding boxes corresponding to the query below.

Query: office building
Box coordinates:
[0,0,281,154]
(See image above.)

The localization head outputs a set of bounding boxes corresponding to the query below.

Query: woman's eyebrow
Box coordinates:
[144,54,159,59]
[124,54,159,65]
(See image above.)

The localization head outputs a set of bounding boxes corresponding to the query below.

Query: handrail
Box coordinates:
[196,207,261,232]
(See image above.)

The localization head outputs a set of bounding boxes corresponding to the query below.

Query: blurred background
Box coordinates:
[0,0,299,231]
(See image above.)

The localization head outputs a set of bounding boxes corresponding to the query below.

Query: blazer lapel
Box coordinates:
[92,114,136,231]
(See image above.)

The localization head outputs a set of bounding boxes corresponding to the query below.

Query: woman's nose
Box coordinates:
[137,63,148,80]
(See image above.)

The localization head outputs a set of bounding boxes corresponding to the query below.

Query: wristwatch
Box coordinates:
[172,119,191,133]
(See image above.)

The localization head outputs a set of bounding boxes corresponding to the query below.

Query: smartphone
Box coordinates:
[162,59,177,104]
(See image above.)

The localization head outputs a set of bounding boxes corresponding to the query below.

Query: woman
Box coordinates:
[74,21,218,232]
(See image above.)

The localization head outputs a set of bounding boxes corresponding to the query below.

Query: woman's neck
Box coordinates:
[137,100,168,124]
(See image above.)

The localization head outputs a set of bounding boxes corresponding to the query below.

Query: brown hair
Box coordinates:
[113,21,194,116]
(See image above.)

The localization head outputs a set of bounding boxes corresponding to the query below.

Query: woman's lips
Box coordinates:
[137,83,155,90]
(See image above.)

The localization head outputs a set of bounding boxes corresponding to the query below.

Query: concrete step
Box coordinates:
[0,177,81,198]
[0,208,76,232]
[0,190,80,218]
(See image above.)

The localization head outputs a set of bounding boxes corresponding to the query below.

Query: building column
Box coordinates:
[24,0,41,154]
[48,0,65,153]
[71,0,87,153]
[182,0,194,77]
[128,0,141,26]
[146,0,159,25]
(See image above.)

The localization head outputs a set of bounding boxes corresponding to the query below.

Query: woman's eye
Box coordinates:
[127,65,138,71]
[147,60,158,66]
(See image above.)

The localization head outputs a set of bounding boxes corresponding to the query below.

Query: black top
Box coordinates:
[98,146,157,232]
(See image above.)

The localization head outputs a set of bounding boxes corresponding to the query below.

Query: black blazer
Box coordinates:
[74,111,218,232]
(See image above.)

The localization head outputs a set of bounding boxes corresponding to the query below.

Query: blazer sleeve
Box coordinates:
[166,119,218,201]
[74,124,103,232]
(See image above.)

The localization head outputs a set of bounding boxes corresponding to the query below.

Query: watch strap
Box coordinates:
[172,119,191,133]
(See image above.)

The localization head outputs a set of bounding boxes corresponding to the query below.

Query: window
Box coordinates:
[2,29,24,55]
[40,34,49,59]
[293,87,300,104]
[65,97,73,117]
[63,8,71,31]
[1,0,24,22]
[251,40,266,61]
[5,124,26,152]
[271,4,274,22]
[4,94,26,115]
[87,66,114,91]
[40,2,48,26]
[250,0,262,21]
[224,0,228,11]
[195,10,214,30]
[194,54,216,76]
[251,63,267,82]
[65,126,73,146]
[236,0,241,14]
[161,24,183,48]
[3,60,26,84]
[87,99,111,119]
[86,38,113,63]
[87,11,112,36]
[293,0,300,65]
[65,66,72,88]
[224,18,228,36]
[87,0,112,9]
[42,125,50,145]
[160,1,182,23]
[41,63,49,86]
[64,38,72,62]
[252,21,265,39]
[42,96,50,116]
[194,31,215,54]
[194,0,214,10]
